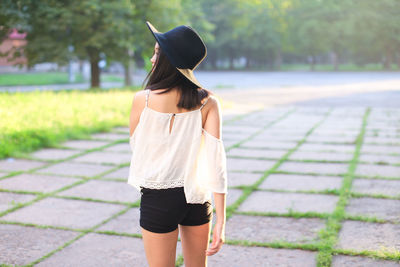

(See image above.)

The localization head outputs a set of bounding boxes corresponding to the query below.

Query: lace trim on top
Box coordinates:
[138,178,184,189]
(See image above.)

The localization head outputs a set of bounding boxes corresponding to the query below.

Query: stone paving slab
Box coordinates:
[352,178,400,197]
[0,173,81,193]
[261,129,310,136]
[30,148,82,161]
[0,192,37,212]
[0,224,80,266]
[101,143,131,153]
[336,220,400,252]
[96,207,141,235]
[225,189,242,207]
[365,129,400,138]
[207,244,317,267]
[222,125,261,134]
[90,132,129,141]
[101,166,129,180]
[298,143,355,153]
[1,197,126,229]
[289,151,353,162]
[227,148,287,159]
[36,162,114,178]
[311,129,359,137]
[259,174,342,191]
[361,144,400,155]
[355,164,400,178]
[306,135,357,144]
[59,139,110,150]
[226,214,324,244]
[345,197,400,222]
[241,140,297,150]
[332,255,400,267]
[224,140,237,148]
[277,161,348,175]
[364,136,400,145]
[252,133,304,142]
[227,158,276,172]
[56,180,141,203]
[359,154,400,165]
[238,191,338,214]
[0,158,48,172]
[222,132,250,141]
[110,126,129,134]
[226,171,261,187]
[71,151,131,165]
[36,234,162,267]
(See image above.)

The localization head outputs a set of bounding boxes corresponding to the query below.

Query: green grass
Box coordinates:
[0,72,123,86]
[0,87,140,159]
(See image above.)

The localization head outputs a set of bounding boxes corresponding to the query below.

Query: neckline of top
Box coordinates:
[145,106,202,116]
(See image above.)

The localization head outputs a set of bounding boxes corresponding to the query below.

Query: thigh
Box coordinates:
[142,227,179,267]
[179,222,212,267]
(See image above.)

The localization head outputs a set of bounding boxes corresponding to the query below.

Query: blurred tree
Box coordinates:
[289,0,329,70]
[348,0,400,70]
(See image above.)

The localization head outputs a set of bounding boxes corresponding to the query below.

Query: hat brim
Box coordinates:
[146,21,203,89]
[177,68,203,89]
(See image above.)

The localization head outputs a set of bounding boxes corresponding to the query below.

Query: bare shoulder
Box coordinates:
[203,94,221,112]
[132,89,147,107]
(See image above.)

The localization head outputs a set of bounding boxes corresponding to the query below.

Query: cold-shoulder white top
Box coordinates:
[127,89,228,204]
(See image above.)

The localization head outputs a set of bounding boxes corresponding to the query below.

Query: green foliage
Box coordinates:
[1,0,399,72]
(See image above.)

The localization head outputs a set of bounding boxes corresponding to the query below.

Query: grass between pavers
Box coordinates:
[333,248,400,262]
[350,192,400,201]
[315,108,371,266]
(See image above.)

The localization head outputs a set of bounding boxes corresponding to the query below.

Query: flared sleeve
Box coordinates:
[201,129,228,194]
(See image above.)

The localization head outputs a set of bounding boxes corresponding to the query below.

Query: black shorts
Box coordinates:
[139,186,213,233]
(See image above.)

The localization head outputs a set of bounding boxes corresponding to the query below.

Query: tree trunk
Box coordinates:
[229,56,234,70]
[124,49,134,87]
[397,52,400,70]
[90,58,100,88]
[383,47,392,70]
[246,57,251,69]
[87,47,100,89]
[274,48,282,70]
[308,55,315,71]
[331,51,339,71]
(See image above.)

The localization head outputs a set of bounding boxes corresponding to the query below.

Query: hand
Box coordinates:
[205,222,225,256]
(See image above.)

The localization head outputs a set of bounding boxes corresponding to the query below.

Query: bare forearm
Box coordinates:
[213,192,226,224]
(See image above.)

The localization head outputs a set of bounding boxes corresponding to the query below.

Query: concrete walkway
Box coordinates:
[0,73,399,266]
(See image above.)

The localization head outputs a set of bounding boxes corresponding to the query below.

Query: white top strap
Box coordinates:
[145,89,150,107]
[199,97,210,110]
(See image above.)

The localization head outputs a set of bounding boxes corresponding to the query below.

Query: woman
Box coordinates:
[128,21,228,267]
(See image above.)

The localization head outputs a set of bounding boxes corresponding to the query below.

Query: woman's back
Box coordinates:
[128,88,226,203]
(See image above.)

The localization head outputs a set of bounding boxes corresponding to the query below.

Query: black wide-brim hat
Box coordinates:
[146,21,207,89]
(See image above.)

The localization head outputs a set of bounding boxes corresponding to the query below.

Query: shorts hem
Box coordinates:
[140,223,178,234]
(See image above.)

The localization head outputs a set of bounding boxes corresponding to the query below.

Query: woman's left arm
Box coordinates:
[206,192,226,256]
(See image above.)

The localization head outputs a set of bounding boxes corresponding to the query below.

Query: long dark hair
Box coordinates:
[141,44,211,110]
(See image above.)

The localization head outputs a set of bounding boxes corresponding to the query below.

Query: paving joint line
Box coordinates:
[316,107,371,267]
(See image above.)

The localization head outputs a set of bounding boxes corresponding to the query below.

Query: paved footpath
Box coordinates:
[1,73,400,266]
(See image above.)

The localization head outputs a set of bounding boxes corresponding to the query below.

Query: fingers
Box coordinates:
[205,237,224,256]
